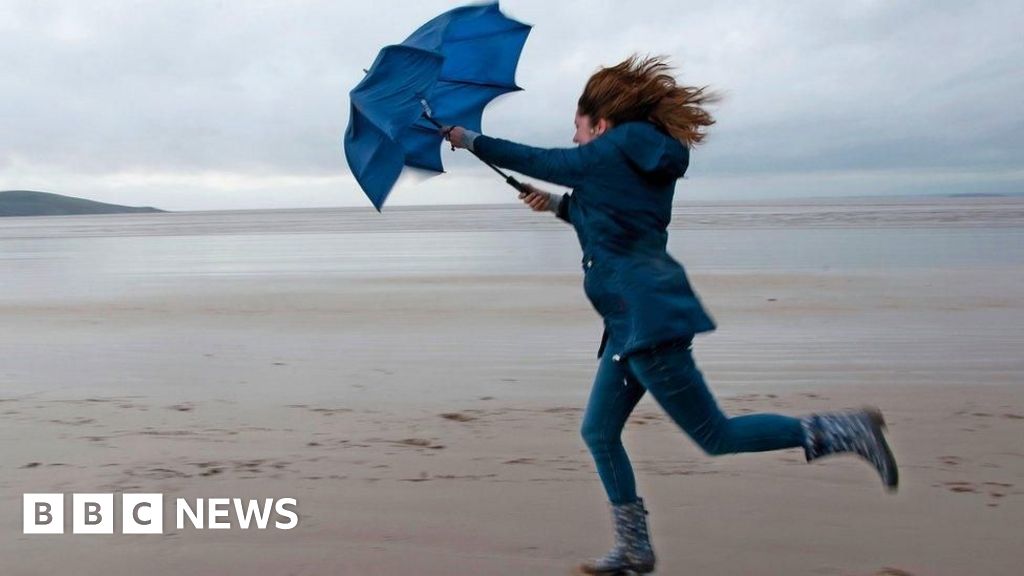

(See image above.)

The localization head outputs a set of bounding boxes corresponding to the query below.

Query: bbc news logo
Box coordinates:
[23,493,299,534]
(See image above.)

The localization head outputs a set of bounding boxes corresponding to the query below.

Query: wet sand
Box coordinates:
[2,264,1022,575]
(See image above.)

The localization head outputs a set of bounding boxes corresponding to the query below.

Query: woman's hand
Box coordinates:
[518,183,554,212]
[443,126,470,150]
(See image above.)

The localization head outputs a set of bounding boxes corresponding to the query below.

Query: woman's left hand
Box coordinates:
[518,184,554,212]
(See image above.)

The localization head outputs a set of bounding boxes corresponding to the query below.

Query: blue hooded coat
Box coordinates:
[472,121,716,361]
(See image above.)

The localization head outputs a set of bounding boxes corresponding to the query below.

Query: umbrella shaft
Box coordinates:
[421,113,443,130]
[473,152,525,193]
[421,112,525,193]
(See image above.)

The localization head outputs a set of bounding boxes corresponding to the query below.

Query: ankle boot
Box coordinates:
[802,406,899,491]
[577,498,656,575]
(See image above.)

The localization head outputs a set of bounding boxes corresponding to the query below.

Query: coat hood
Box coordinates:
[606,122,689,179]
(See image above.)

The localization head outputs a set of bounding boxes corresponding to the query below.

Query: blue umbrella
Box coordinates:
[344,2,532,210]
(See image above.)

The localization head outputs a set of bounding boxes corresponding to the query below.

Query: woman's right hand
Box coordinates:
[518,183,554,212]
[442,126,469,150]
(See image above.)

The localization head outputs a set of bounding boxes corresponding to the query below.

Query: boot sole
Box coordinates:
[573,561,651,569]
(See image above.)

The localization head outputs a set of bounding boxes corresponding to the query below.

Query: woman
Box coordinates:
[445,56,898,575]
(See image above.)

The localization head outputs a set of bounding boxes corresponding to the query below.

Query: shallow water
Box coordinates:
[2,197,1023,303]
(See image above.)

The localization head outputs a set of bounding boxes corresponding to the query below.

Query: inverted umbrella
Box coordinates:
[344,2,531,210]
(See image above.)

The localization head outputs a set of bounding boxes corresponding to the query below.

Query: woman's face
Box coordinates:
[573,112,608,145]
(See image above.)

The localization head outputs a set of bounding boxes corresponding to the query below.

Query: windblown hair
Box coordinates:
[577,55,718,146]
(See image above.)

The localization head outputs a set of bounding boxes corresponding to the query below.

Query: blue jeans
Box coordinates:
[581,338,805,505]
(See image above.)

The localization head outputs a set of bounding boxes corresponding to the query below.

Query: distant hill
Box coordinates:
[0,190,165,217]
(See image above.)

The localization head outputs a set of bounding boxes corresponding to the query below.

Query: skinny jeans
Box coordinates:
[580,338,805,505]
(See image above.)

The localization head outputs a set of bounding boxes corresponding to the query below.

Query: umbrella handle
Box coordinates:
[499,172,527,194]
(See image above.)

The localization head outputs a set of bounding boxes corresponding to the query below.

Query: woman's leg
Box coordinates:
[578,351,656,575]
[581,350,647,505]
[626,339,804,456]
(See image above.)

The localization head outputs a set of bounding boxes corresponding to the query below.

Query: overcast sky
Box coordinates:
[1,0,1021,210]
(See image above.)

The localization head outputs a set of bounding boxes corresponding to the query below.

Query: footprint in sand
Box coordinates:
[876,568,916,576]
[944,481,977,493]
[439,412,478,422]
[234,459,268,474]
[388,438,445,450]
[126,467,191,480]
[434,473,499,480]
[543,407,583,414]
[982,482,1015,505]
[307,407,353,416]
[191,462,225,477]
[49,417,96,426]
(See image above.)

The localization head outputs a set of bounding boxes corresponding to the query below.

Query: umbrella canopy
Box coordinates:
[344,2,531,210]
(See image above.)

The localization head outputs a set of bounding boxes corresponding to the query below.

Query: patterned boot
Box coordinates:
[802,406,899,491]
[577,498,656,575]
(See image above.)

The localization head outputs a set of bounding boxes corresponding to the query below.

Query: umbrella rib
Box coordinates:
[436,78,522,91]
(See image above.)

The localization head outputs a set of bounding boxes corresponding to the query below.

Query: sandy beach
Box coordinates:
[2,200,1023,575]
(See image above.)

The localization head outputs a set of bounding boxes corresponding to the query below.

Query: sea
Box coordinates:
[2,196,1023,303]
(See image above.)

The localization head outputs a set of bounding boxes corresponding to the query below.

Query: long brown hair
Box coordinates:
[577,55,718,146]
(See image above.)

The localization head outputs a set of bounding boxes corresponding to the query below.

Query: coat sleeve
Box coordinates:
[473,135,612,189]
[555,192,572,224]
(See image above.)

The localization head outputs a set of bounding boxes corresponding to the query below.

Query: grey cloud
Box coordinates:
[1,0,1021,208]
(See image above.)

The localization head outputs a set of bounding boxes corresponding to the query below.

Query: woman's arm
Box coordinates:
[446,126,611,189]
